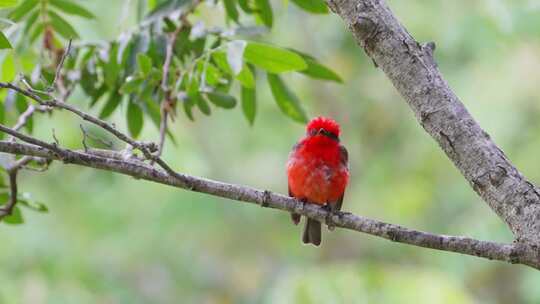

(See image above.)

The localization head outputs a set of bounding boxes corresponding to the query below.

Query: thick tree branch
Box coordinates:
[0,139,538,269]
[326,0,540,245]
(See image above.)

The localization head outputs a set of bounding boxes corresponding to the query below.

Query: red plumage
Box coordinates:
[287,116,349,246]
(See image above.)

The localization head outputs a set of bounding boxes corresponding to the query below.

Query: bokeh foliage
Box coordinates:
[1,0,540,303]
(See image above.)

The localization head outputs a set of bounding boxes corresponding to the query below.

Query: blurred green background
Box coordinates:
[2,0,540,303]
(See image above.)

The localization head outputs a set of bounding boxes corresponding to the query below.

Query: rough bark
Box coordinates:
[327,0,540,245]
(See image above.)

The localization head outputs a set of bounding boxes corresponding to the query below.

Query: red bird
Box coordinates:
[287,116,349,246]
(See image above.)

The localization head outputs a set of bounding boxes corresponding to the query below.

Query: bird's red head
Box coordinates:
[306,116,341,140]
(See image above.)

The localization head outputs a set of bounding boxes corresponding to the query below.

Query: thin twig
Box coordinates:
[0,170,18,220]
[156,16,185,158]
[51,128,59,146]
[157,108,169,158]
[0,124,66,158]
[9,156,37,171]
[9,104,49,143]
[50,39,72,95]
[155,0,202,158]
[0,81,182,177]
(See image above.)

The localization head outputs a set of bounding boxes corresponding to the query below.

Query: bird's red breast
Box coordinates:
[287,118,349,205]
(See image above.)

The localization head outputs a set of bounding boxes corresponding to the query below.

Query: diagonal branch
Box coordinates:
[0,170,18,221]
[0,138,538,269]
[12,105,50,133]
[326,0,540,245]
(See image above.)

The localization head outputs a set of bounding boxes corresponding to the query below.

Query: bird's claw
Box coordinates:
[290,199,306,225]
[323,204,338,231]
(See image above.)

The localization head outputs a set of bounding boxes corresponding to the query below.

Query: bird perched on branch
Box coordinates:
[287,116,349,246]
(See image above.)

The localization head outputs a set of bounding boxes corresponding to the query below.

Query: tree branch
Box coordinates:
[156,0,202,158]
[0,139,538,269]
[326,0,540,245]
[12,105,50,133]
[0,170,18,220]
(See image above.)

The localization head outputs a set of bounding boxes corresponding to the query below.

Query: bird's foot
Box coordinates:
[290,198,307,225]
[323,204,338,231]
[291,213,301,225]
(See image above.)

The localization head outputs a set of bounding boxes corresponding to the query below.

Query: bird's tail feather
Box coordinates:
[302,218,321,246]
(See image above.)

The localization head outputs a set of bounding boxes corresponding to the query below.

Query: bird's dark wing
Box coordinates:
[288,140,304,226]
[339,144,349,168]
[333,144,348,213]
[333,192,345,212]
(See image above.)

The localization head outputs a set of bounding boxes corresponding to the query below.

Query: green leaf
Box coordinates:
[49,0,95,19]
[29,23,44,43]
[99,90,122,119]
[244,42,307,73]
[18,192,48,212]
[0,32,11,49]
[147,68,162,85]
[48,10,80,39]
[80,67,98,96]
[15,94,27,114]
[127,102,144,138]
[290,0,328,14]
[1,53,15,81]
[237,0,253,13]
[267,73,307,123]
[124,33,150,76]
[183,97,195,121]
[236,65,255,88]
[0,0,18,8]
[137,53,153,76]
[163,17,177,32]
[223,0,239,22]
[146,0,191,21]
[147,34,167,68]
[3,206,23,225]
[254,0,272,27]
[103,43,119,88]
[299,56,342,83]
[241,85,256,125]
[144,97,161,126]
[205,92,236,109]
[194,93,211,115]
[23,8,40,34]
[7,0,36,21]
[89,84,107,108]
[212,52,254,88]
[143,96,178,144]
[120,76,144,94]
[202,64,222,86]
